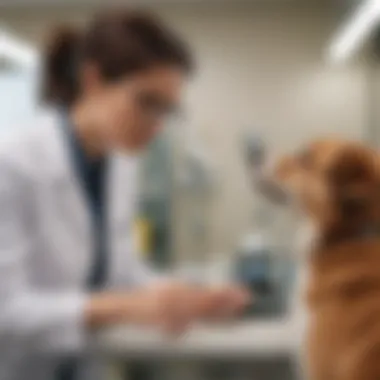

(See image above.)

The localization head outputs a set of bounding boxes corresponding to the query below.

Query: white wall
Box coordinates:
[0,2,371,260]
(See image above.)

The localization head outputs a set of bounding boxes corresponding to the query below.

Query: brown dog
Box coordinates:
[268,139,380,380]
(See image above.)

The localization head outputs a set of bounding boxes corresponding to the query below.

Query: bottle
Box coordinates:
[235,192,274,317]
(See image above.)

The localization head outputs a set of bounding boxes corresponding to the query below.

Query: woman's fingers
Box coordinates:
[118,284,252,335]
[163,285,252,329]
[195,286,252,320]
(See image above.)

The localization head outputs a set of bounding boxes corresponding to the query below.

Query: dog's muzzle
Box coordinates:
[252,170,293,205]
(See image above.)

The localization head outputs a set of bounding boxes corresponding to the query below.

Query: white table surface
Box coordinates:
[96,319,299,360]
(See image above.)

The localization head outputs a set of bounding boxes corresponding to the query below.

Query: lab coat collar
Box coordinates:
[42,108,141,234]
[43,108,141,183]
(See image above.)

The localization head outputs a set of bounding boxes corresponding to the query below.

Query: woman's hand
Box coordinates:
[129,283,251,333]
[85,284,251,334]
[192,286,252,321]
[85,290,165,329]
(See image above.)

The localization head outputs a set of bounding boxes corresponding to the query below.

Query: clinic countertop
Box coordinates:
[96,319,299,360]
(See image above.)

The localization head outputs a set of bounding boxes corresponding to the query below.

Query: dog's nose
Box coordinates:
[252,157,293,205]
[242,133,291,204]
[257,177,291,205]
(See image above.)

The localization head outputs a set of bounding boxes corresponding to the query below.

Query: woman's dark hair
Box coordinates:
[42,9,193,106]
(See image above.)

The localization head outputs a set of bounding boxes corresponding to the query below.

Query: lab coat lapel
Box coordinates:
[44,108,141,240]
[107,152,141,237]
[43,111,93,251]
[43,109,141,285]
[107,152,141,286]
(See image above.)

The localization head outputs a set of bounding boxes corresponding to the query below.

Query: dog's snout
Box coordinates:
[258,178,292,205]
[251,158,293,205]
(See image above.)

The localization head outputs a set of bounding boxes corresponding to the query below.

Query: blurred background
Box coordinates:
[0,0,379,379]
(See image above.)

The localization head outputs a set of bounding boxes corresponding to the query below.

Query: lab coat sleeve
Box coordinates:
[0,163,88,353]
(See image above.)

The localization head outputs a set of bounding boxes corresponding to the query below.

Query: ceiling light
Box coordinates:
[0,29,39,69]
[328,0,380,63]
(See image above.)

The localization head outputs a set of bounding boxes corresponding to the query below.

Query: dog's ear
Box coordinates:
[328,146,379,219]
[339,189,370,218]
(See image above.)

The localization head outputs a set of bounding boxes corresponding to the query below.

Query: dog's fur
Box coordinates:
[270,139,380,380]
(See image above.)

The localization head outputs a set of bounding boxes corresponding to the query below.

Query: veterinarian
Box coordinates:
[0,9,249,380]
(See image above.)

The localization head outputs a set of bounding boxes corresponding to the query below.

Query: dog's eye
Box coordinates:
[298,149,313,169]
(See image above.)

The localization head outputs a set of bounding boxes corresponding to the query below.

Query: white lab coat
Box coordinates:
[0,110,158,380]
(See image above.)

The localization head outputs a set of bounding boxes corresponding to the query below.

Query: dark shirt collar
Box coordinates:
[59,108,105,171]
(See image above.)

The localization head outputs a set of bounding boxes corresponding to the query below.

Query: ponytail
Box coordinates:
[41,26,82,106]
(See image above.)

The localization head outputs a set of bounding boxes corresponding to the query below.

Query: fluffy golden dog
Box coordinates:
[269,139,380,380]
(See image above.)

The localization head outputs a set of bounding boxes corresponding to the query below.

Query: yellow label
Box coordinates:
[133,218,152,257]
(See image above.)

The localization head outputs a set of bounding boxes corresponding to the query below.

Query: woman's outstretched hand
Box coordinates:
[85,283,251,334]
[145,283,252,334]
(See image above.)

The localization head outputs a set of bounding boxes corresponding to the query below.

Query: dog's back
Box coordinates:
[307,239,380,380]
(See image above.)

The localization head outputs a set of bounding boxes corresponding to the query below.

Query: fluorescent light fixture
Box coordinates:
[0,29,39,69]
[328,0,380,63]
